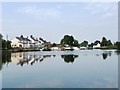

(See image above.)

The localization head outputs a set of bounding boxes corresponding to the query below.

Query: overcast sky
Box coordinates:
[2,2,118,43]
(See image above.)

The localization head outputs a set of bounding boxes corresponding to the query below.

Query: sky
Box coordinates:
[1,2,118,43]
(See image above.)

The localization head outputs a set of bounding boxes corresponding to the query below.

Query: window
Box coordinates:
[19,45,22,47]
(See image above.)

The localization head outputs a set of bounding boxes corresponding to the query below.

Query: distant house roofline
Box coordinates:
[16,36,31,41]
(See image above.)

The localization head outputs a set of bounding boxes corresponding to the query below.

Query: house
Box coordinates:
[11,35,31,48]
[11,35,44,49]
[29,35,43,48]
[93,43,101,48]
[51,47,60,51]
[39,37,51,46]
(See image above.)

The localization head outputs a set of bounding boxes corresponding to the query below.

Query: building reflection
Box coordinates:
[1,50,118,69]
[61,54,79,63]
[11,53,79,65]
[10,52,56,66]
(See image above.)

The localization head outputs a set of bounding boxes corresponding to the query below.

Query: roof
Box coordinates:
[30,35,38,41]
[16,36,31,41]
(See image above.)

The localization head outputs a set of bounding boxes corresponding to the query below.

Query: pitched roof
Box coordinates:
[16,36,31,41]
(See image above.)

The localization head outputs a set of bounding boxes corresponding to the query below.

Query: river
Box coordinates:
[1,50,119,88]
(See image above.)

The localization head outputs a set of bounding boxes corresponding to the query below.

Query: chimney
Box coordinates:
[30,35,33,38]
[21,35,23,38]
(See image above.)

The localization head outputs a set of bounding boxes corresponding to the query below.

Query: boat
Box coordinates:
[64,47,74,51]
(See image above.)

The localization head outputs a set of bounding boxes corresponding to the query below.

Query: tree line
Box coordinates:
[60,35,120,50]
[0,34,120,50]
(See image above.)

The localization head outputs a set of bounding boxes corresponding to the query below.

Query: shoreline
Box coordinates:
[1,49,41,53]
[1,48,119,53]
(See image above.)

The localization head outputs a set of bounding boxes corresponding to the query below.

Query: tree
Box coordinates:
[0,34,12,50]
[2,39,6,49]
[60,35,79,47]
[102,37,107,41]
[80,41,88,47]
[115,41,120,50]
[94,40,100,45]
[101,37,108,47]
[74,40,79,47]
[101,37,113,48]
[62,35,72,45]
[107,40,113,46]
[60,39,64,45]
[0,34,2,49]
[88,43,94,48]
[0,33,2,39]
[6,40,12,49]
[69,36,74,46]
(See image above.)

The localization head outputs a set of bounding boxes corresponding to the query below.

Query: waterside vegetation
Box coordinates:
[0,34,120,51]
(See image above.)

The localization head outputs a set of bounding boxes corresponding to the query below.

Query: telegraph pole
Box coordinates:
[6,35,8,41]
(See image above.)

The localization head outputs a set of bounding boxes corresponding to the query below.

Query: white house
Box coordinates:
[11,35,31,48]
[51,47,61,51]
[93,43,101,48]
[11,35,44,49]
[29,35,44,49]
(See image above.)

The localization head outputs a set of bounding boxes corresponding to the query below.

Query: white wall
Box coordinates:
[11,38,22,48]
[11,37,43,48]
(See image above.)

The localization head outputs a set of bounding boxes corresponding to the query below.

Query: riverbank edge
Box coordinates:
[0,48,118,53]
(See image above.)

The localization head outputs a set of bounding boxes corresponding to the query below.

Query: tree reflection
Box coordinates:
[0,64,2,70]
[102,51,112,60]
[61,54,78,63]
[0,51,12,70]
[102,53,108,60]
[1,50,118,68]
[2,52,11,64]
[115,50,120,55]
[0,51,2,70]
[0,58,2,70]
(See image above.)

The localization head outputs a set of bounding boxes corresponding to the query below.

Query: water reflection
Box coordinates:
[0,52,1,70]
[0,63,1,70]
[2,50,118,88]
[61,54,78,63]
[0,52,12,70]
[11,52,56,66]
[1,50,119,68]
[115,50,120,55]
[2,52,11,64]
[102,51,112,60]
[102,53,108,60]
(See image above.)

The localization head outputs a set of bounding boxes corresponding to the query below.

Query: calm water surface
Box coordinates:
[2,50,119,88]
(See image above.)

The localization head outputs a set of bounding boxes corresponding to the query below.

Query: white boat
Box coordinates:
[64,47,74,51]
[51,47,60,51]
[72,47,80,50]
